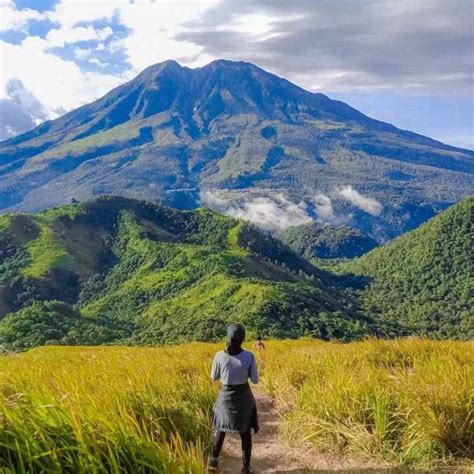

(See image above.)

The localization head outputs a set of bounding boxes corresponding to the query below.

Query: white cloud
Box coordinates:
[201,190,313,233]
[225,13,274,36]
[118,0,219,72]
[88,58,101,65]
[45,0,219,72]
[0,0,219,127]
[337,185,383,216]
[313,193,334,222]
[200,188,383,231]
[0,38,124,118]
[46,26,99,46]
[200,189,229,208]
[98,26,113,40]
[312,192,350,225]
[178,0,473,96]
[74,47,91,59]
[0,78,48,139]
[0,0,45,32]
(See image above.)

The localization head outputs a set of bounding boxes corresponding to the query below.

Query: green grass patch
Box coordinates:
[22,217,74,278]
[0,214,11,238]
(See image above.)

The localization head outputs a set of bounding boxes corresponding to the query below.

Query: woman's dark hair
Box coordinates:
[226,323,246,356]
[256,336,262,341]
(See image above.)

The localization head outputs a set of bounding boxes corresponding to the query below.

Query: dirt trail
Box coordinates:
[217,392,402,473]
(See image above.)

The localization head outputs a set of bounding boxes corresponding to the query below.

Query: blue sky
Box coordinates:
[1,0,473,148]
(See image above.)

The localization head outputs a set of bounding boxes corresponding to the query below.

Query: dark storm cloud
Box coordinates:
[177,0,473,95]
[0,78,48,140]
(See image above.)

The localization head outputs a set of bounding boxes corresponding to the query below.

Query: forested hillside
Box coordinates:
[0,196,471,348]
[280,222,378,259]
[0,196,368,349]
[341,196,473,339]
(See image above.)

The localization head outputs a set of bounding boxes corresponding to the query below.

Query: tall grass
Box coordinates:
[259,339,474,465]
[0,339,472,472]
[0,345,218,473]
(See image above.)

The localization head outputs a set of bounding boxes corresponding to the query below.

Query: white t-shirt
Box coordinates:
[211,350,259,385]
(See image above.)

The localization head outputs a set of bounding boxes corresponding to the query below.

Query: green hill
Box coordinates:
[341,197,473,339]
[0,196,369,349]
[1,196,470,347]
[280,222,378,259]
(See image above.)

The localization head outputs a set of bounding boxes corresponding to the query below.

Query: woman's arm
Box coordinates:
[249,353,259,384]
[210,353,221,381]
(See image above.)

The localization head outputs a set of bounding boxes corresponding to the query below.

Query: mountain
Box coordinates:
[280,222,378,259]
[0,196,370,349]
[0,60,473,241]
[340,197,473,339]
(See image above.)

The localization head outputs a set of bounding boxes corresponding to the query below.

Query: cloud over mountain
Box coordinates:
[337,186,383,216]
[201,187,384,234]
[201,191,313,233]
[0,78,48,139]
[0,59,471,242]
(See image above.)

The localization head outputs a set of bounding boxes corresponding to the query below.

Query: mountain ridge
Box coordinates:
[280,222,378,259]
[0,195,471,348]
[0,195,370,349]
[4,59,470,153]
[1,59,472,241]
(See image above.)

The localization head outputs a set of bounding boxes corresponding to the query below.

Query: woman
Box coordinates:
[209,323,259,473]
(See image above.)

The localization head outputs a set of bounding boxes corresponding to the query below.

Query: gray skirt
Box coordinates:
[212,383,259,434]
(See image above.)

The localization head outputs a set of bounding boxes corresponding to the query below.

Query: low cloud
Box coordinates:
[201,190,313,233]
[201,187,382,232]
[313,193,334,222]
[337,185,383,216]
[0,0,46,32]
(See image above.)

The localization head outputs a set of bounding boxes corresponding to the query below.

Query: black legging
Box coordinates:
[212,430,252,467]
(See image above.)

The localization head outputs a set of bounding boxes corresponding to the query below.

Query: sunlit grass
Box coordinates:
[0,344,217,473]
[22,219,74,278]
[260,339,473,466]
[0,339,472,472]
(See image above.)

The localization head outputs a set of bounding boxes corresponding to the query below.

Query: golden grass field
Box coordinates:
[0,339,472,473]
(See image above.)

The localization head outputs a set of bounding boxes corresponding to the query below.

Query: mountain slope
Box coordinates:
[341,197,474,339]
[280,222,378,259]
[0,60,473,241]
[0,196,369,349]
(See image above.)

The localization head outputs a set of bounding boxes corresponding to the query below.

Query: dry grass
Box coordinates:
[0,339,472,472]
[0,344,218,473]
[259,339,474,466]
